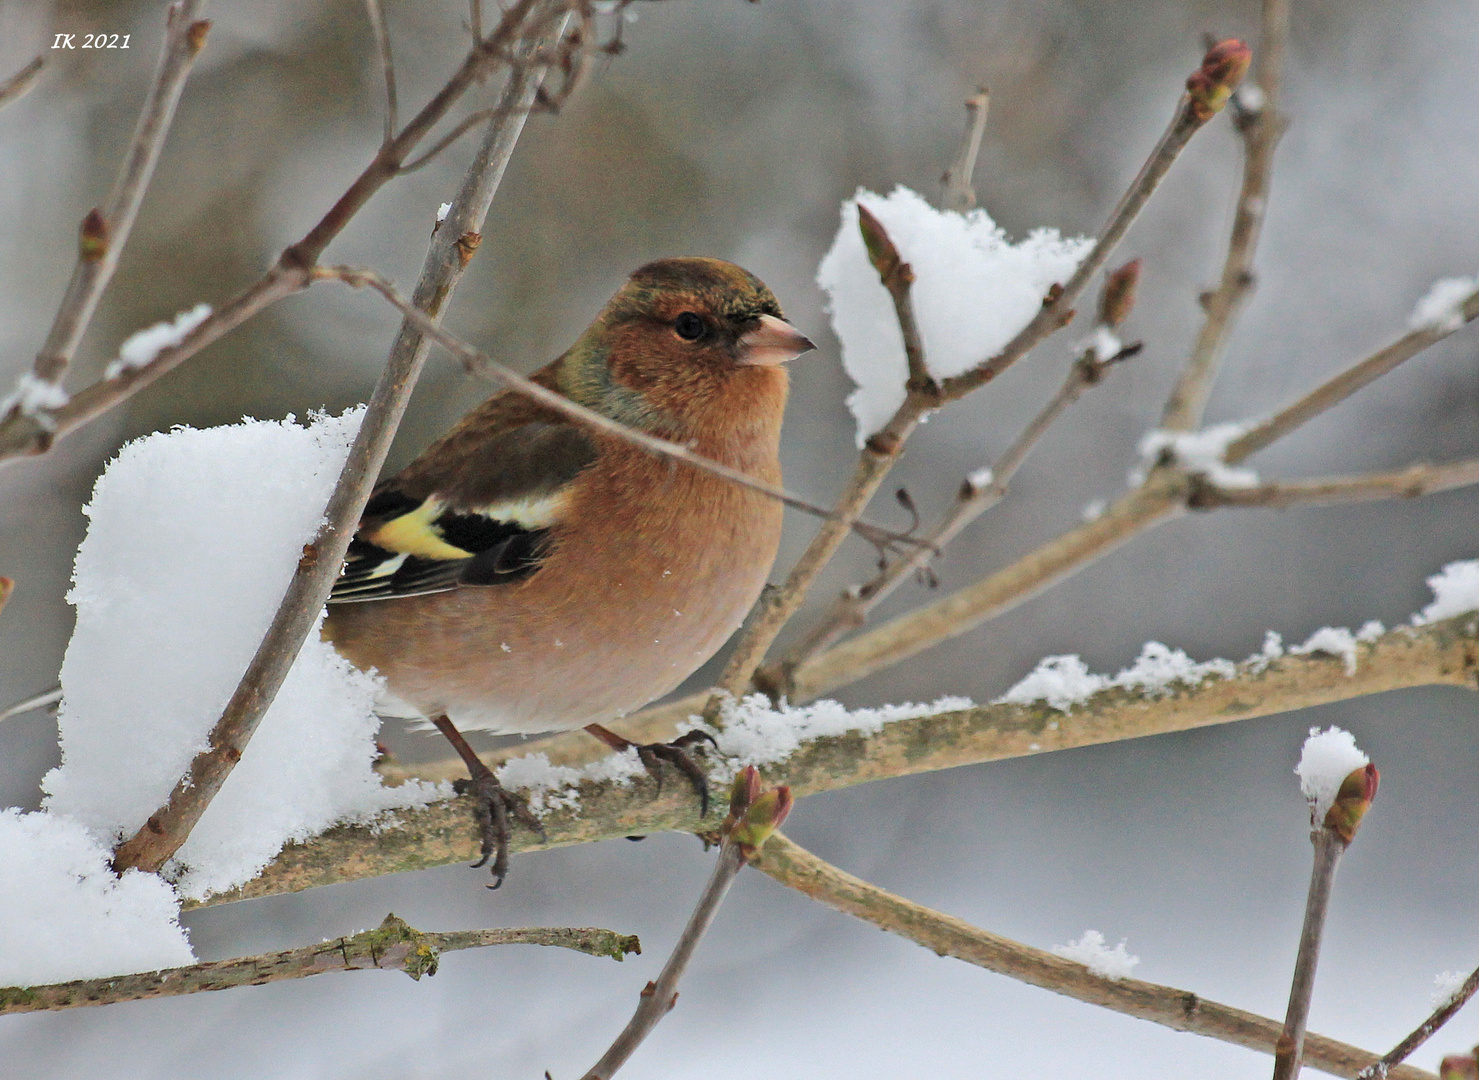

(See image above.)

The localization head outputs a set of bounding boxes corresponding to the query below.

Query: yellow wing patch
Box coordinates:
[363,498,472,561]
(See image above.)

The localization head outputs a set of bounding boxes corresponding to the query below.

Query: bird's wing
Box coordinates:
[329,414,596,603]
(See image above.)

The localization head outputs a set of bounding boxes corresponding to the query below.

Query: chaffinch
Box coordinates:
[322,257,814,883]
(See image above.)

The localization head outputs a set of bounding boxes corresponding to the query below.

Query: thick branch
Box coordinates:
[755,833,1429,1080]
[1189,459,1479,510]
[110,28,560,875]
[1160,0,1289,431]
[20,2,206,402]
[0,914,636,1016]
[197,612,1478,906]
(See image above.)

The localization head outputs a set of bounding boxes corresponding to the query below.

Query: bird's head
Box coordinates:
[557,257,814,435]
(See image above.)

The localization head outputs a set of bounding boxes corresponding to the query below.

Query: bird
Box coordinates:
[321,257,814,885]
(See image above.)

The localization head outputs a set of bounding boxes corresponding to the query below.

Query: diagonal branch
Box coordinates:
[0,914,637,1016]
[198,612,1479,906]
[711,48,1242,707]
[110,24,564,876]
[1160,0,1290,430]
[1357,964,1479,1080]
[0,55,43,112]
[322,265,920,549]
[10,2,207,426]
[755,833,1429,1080]
[0,0,570,465]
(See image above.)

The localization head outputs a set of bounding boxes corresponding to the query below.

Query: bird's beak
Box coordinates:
[737,314,816,366]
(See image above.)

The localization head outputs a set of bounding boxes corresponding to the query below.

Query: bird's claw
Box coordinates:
[451,763,544,889]
[633,731,717,818]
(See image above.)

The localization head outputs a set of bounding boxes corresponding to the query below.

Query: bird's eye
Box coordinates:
[673,312,706,341]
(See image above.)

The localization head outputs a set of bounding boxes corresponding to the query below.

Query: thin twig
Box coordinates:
[1273,828,1347,1080]
[0,0,569,465]
[1357,965,1479,1080]
[199,612,1479,907]
[0,55,43,111]
[1225,287,1479,465]
[711,47,1240,708]
[321,265,921,550]
[1160,0,1289,430]
[771,316,1140,686]
[110,24,564,876]
[756,833,1429,1080]
[365,0,399,147]
[579,841,747,1080]
[940,87,989,212]
[12,2,206,418]
[0,686,61,723]
[1189,459,1479,510]
[0,914,637,1016]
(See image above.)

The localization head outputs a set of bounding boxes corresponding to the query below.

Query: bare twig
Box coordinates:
[1357,966,1479,1080]
[756,833,1429,1080]
[110,24,563,876]
[579,770,789,1080]
[769,264,1143,685]
[1224,286,1479,466]
[1273,828,1347,1080]
[199,612,1478,907]
[365,0,399,146]
[0,55,43,112]
[940,87,989,212]
[0,686,61,723]
[0,914,637,1016]
[580,841,747,1080]
[7,2,207,430]
[1160,0,1289,430]
[712,43,1245,708]
[0,0,571,464]
[1189,459,1479,510]
[321,265,920,551]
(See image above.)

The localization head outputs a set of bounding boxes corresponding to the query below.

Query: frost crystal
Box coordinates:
[817,186,1090,444]
[1296,726,1369,822]
[1053,930,1139,980]
[1431,969,1470,1007]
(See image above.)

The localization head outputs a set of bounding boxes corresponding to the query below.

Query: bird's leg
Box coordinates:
[584,723,718,817]
[430,714,543,888]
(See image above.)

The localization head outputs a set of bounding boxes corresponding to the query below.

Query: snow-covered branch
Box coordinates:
[196,608,1477,908]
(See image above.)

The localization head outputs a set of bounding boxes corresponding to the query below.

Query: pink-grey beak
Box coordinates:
[737,314,816,366]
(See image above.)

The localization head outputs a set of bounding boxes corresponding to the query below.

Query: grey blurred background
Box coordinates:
[1,0,1477,1076]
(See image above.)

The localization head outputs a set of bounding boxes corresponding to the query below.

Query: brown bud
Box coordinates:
[0,577,12,619]
[187,20,212,54]
[1440,1056,1478,1080]
[79,209,108,262]
[1186,39,1252,122]
[726,765,762,822]
[1324,762,1379,844]
[1098,259,1142,328]
[856,203,913,290]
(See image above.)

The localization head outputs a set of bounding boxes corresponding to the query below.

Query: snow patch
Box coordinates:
[0,809,195,986]
[1053,930,1139,980]
[106,302,212,379]
[1290,626,1360,676]
[817,186,1090,443]
[1412,560,1479,624]
[1432,969,1470,1007]
[45,409,446,900]
[0,371,70,420]
[1408,276,1477,334]
[1296,726,1370,823]
[999,642,1235,713]
[1135,422,1258,489]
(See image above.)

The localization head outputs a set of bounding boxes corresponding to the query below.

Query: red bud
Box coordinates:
[1324,762,1379,844]
[1098,259,1142,328]
[1186,39,1252,122]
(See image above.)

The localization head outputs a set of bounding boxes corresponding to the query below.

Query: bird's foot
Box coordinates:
[432,714,544,888]
[584,724,718,817]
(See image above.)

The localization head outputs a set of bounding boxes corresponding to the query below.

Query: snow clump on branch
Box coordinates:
[817,185,1090,444]
[1295,726,1370,823]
